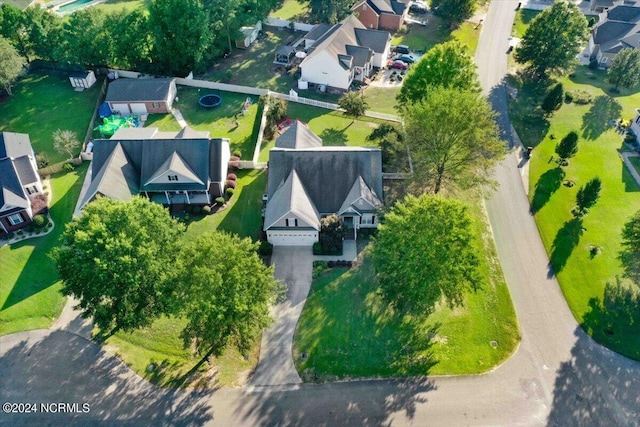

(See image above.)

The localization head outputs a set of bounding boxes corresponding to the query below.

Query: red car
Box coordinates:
[390,60,409,70]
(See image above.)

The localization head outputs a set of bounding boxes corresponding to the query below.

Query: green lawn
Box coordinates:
[94,0,148,14]
[0,72,102,164]
[294,192,520,379]
[174,87,262,158]
[512,9,542,38]
[0,164,88,336]
[144,113,182,132]
[269,0,309,21]
[259,104,388,161]
[521,67,640,359]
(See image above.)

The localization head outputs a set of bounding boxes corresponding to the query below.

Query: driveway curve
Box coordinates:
[1,1,639,425]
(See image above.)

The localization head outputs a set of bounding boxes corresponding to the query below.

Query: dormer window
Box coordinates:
[168,175,178,181]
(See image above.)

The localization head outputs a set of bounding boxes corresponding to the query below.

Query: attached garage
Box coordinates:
[111,103,131,115]
[266,230,318,246]
[129,103,148,114]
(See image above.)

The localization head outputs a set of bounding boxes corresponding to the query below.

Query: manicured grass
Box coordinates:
[629,156,640,175]
[258,104,387,161]
[144,113,182,132]
[0,72,102,163]
[392,18,450,52]
[521,67,640,359]
[364,86,401,115]
[451,21,481,55]
[0,164,88,336]
[294,191,520,379]
[174,87,261,158]
[512,9,541,38]
[94,0,148,14]
[269,0,309,21]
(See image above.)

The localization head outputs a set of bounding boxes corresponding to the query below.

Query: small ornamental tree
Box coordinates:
[542,83,564,116]
[607,48,640,91]
[555,131,579,165]
[53,129,81,160]
[319,214,345,255]
[338,91,369,122]
[575,177,602,216]
[619,209,640,284]
[262,95,288,140]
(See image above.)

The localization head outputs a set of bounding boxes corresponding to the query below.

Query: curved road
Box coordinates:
[1,2,639,426]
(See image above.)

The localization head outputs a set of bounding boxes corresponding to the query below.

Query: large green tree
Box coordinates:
[338,91,369,122]
[431,0,476,28]
[402,86,505,194]
[0,4,30,61]
[372,194,480,315]
[398,40,479,105]
[148,0,212,76]
[58,9,110,67]
[619,209,640,284]
[607,48,640,91]
[54,197,184,333]
[514,1,588,78]
[177,232,280,355]
[104,10,151,71]
[0,35,25,96]
[304,0,351,24]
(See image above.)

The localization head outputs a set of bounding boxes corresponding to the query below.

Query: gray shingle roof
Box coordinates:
[338,175,383,215]
[263,169,321,230]
[275,121,323,149]
[306,24,333,41]
[267,147,383,214]
[592,3,640,53]
[0,158,28,213]
[105,78,175,103]
[0,132,38,214]
[354,27,391,54]
[13,156,38,185]
[0,132,33,159]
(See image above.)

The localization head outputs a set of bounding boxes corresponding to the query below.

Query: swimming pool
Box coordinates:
[56,0,98,14]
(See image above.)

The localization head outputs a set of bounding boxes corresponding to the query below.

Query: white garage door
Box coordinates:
[111,103,130,115]
[267,231,318,246]
[130,103,148,114]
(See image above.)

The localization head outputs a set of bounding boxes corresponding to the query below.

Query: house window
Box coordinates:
[286,218,298,227]
[168,175,179,181]
[25,186,38,195]
[361,215,376,225]
[601,57,608,64]
[8,213,24,226]
[152,102,160,108]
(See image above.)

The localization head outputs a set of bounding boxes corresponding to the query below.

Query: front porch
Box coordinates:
[149,191,211,206]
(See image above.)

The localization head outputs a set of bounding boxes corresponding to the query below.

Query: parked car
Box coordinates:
[390,60,409,70]
[409,3,428,13]
[392,44,410,54]
[394,54,416,63]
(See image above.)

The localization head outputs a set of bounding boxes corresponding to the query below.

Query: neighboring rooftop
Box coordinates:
[105,78,175,103]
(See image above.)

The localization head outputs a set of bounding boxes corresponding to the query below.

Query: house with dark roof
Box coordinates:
[590,0,638,13]
[352,0,407,31]
[79,127,230,212]
[105,78,177,116]
[299,15,391,92]
[0,132,45,234]
[264,126,383,246]
[585,2,640,67]
[630,108,640,143]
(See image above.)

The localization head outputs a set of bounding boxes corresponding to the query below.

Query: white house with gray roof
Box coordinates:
[79,127,230,212]
[264,126,383,246]
[585,2,640,67]
[299,15,391,92]
[0,132,44,234]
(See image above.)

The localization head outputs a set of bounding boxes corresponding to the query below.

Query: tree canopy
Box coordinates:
[398,40,479,105]
[0,34,24,96]
[372,194,480,315]
[619,209,640,285]
[53,129,81,160]
[338,91,369,121]
[55,197,184,333]
[542,83,564,117]
[401,86,505,194]
[555,131,579,164]
[304,0,351,24]
[514,1,588,78]
[607,48,640,91]
[575,177,602,215]
[431,0,476,28]
[177,232,280,355]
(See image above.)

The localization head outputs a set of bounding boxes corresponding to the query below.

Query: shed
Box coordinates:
[69,70,97,90]
[235,21,263,49]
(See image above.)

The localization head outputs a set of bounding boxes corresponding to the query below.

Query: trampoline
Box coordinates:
[199,94,222,108]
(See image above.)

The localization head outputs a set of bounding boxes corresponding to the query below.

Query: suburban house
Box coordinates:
[105,78,177,115]
[0,132,45,234]
[584,2,640,67]
[630,108,640,143]
[264,125,383,246]
[590,0,638,13]
[79,127,230,212]
[299,14,392,92]
[352,0,408,31]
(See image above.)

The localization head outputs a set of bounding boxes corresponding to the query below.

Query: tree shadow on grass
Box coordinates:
[530,166,565,214]
[319,127,348,146]
[581,95,622,140]
[548,217,584,276]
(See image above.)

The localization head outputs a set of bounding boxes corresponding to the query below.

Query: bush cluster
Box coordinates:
[565,90,593,105]
[215,197,225,205]
[202,205,212,214]
[258,241,273,256]
[226,187,235,198]
[32,214,48,228]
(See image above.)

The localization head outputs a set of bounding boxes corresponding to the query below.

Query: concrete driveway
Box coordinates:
[250,246,313,386]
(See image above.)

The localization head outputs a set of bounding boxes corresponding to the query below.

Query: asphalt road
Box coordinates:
[1,1,639,426]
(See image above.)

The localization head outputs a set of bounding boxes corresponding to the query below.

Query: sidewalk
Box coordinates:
[172,109,188,128]
[621,152,640,187]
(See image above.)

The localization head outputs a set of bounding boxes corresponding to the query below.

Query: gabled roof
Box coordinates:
[306,23,333,41]
[354,27,391,53]
[0,132,38,215]
[353,0,407,16]
[592,3,640,53]
[105,78,175,103]
[80,143,140,208]
[0,158,28,213]
[145,152,204,186]
[264,170,321,230]
[275,121,323,149]
[338,175,383,215]
[12,156,38,185]
[0,132,33,159]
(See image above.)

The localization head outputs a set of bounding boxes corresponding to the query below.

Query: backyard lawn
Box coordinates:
[269,0,309,21]
[0,72,102,164]
[512,66,640,359]
[0,164,88,336]
[294,190,519,379]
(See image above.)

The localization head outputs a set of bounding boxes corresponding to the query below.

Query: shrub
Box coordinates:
[625,132,637,143]
[232,150,242,158]
[227,173,237,181]
[589,58,599,70]
[312,242,322,255]
[215,197,225,205]
[36,153,49,169]
[258,241,273,256]
[226,180,237,189]
[541,83,564,116]
[567,90,594,105]
[17,230,24,235]
[202,205,212,214]
[226,187,235,198]
[327,260,335,268]
[7,232,14,239]
[184,213,190,221]
[192,205,202,214]
[564,91,573,103]
[32,214,48,228]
